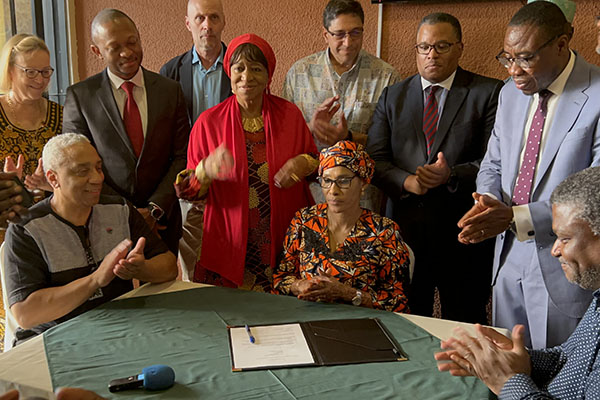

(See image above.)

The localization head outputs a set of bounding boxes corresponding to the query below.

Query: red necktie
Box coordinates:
[423,85,440,156]
[121,81,144,157]
[512,90,553,206]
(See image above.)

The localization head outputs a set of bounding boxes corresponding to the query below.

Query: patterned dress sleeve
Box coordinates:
[528,346,567,389]
[499,346,565,400]
[272,211,304,295]
[371,220,410,313]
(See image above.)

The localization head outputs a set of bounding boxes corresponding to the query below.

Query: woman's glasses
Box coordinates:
[318,175,356,189]
[14,64,54,79]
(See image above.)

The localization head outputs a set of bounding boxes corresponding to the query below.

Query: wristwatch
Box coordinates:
[351,290,363,306]
[148,202,165,221]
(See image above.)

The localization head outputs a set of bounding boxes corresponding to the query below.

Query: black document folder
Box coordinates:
[228,318,407,371]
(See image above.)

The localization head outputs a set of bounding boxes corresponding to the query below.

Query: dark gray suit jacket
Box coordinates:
[367,67,503,220]
[159,45,232,126]
[62,67,190,251]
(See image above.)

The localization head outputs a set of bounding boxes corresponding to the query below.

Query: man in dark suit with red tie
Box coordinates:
[63,9,190,253]
[366,13,503,323]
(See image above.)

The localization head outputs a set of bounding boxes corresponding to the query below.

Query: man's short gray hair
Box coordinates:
[550,167,600,236]
[42,133,91,173]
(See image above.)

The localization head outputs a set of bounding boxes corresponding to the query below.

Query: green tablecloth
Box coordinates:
[44,287,493,399]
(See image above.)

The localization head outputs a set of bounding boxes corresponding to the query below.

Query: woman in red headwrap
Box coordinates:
[273,140,410,313]
[175,34,318,292]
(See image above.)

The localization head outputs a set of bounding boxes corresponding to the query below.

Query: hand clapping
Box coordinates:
[309,96,349,146]
[434,324,531,395]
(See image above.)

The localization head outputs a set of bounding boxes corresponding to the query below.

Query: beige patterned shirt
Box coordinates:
[282,49,401,150]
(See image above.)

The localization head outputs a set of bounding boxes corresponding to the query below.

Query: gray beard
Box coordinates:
[571,265,600,291]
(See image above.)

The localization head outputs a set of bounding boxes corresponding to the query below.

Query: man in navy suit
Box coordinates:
[366,13,502,324]
[159,0,231,280]
[63,9,189,254]
[458,1,600,348]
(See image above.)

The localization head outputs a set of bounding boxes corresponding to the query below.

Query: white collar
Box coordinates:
[107,67,145,90]
[545,50,575,97]
[420,69,457,92]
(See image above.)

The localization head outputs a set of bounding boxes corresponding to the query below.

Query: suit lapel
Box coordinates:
[98,70,137,158]
[407,76,428,160]
[429,68,469,161]
[182,49,194,120]
[143,68,159,160]
[219,43,231,103]
[534,56,589,191]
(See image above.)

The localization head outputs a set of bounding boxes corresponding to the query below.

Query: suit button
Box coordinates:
[528,230,535,236]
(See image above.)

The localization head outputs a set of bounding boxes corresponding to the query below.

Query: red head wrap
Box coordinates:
[224,34,277,93]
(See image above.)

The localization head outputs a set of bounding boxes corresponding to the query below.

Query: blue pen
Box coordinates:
[245,324,256,344]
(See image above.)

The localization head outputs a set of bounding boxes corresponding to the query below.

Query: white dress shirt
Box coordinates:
[512,50,575,241]
[421,70,457,128]
[107,67,148,138]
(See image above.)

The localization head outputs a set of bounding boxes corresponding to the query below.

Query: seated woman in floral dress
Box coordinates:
[273,140,410,312]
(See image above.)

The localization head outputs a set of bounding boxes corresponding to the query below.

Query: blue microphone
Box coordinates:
[108,365,175,392]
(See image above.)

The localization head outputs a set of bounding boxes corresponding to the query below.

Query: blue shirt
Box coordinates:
[500,290,600,399]
[191,44,225,123]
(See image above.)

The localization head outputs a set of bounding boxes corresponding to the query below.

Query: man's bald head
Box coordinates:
[186,0,225,59]
[89,8,143,80]
[91,9,138,45]
[188,0,224,16]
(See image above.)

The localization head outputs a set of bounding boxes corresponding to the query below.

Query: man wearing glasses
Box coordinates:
[458,1,600,349]
[282,0,400,212]
[366,13,502,325]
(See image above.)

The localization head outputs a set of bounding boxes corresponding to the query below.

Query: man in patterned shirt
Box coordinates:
[435,166,600,399]
[282,0,400,211]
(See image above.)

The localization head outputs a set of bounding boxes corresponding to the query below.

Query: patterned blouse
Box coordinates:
[0,99,62,177]
[273,203,410,313]
[174,126,273,292]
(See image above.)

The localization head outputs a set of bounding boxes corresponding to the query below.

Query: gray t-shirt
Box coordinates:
[4,195,168,344]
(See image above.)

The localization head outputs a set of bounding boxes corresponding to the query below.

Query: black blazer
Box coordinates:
[159,45,232,126]
[62,68,190,225]
[366,67,503,222]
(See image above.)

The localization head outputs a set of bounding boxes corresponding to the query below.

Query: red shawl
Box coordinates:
[186,34,317,285]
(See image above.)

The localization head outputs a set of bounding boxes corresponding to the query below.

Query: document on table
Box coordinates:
[229,323,315,370]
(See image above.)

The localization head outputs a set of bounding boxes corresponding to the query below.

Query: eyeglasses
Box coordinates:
[415,41,459,55]
[318,175,356,189]
[496,34,561,70]
[13,64,54,79]
[326,29,363,41]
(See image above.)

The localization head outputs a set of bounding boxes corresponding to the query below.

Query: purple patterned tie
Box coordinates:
[512,90,552,206]
[423,85,440,156]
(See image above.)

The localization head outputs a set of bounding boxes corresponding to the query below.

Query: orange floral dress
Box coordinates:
[273,203,410,312]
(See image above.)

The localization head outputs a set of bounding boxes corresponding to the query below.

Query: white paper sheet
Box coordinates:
[229,323,315,370]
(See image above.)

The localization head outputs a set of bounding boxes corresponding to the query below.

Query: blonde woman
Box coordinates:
[0,34,61,191]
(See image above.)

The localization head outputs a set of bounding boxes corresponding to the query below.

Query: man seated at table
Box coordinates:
[435,166,600,399]
[273,140,410,313]
[4,133,177,346]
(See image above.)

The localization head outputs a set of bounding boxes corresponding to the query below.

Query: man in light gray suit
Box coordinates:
[458,1,600,349]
